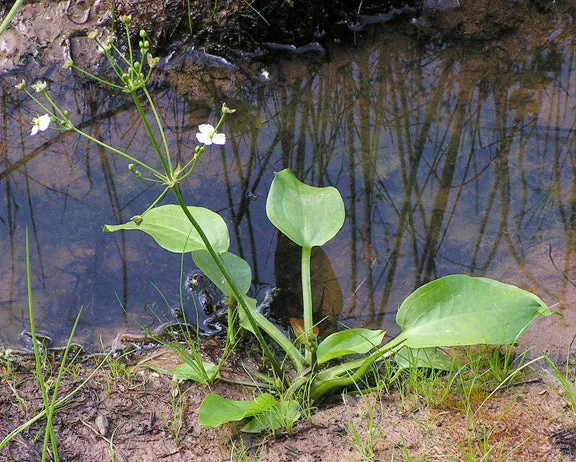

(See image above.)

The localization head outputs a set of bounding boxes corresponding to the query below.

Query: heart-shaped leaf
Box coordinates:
[192,250,251,297]
[103,205,229,254]
[317,328,385,365]
[397,275,551,348]
[266,169,345,248]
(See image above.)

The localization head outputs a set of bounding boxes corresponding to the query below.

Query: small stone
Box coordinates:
[95,415,109,437]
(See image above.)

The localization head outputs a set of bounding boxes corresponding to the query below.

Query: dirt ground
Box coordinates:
[1,347,576,462]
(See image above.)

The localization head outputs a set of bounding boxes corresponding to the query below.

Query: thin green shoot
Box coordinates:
[0,0,24,38]
[242,1,270,27]
[25,228,85,461]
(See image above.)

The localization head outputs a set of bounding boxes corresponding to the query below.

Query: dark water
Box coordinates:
[1,20,575,351]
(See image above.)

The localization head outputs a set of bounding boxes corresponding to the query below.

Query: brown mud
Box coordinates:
[1,347,575,462]
[3,0,573,73]
[2,1,576,461]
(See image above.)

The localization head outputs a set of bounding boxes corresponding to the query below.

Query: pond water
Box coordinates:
[1,18,576,353]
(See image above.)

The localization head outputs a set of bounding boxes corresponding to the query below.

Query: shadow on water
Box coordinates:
[1,17,576,351]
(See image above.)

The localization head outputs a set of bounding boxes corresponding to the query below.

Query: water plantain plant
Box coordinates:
[19,19,552,433]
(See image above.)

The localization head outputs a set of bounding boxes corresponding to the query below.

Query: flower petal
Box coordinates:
[198,124,214,135]
[196,133,212,145]
[38,114,51,131]
[31,124,39,136]
[211,133,226,145]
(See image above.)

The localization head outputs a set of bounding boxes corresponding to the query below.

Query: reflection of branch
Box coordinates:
[548,244,576,289]
[0,101,135,181]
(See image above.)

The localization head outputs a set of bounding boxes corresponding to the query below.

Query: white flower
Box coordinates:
[195,124,225,145]
[31,114,51,136]
[31,81,47,93]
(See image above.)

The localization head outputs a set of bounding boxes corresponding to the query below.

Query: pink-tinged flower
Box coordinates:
[30,114,51,136]
[195,124,225,145]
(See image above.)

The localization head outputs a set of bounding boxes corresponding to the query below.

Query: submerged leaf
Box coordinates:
[198,393,277,428]
[103,205,229,254]
[192,250,251,297]
[397,275,551,348]
[316,328,386,365]
[266,169,345,248]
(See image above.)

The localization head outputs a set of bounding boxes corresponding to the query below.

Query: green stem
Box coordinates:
[130,93,170,176]
[0,353,110,451]
[309,336,406,401]
[69,64,125,91]
[0,0,24,37]
[71,126,164,180]
[171,185,295,378]
[26,229,56,461]
[144,88,172,173]
[36,89,164,180]
[142,187,170,214]
[301,246,316,364]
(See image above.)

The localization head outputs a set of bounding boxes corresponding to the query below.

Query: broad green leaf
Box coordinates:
[198,393,277,428]
[395,347,455,372]
[166,361,219,383]
[241,400,301,433]
[192,250,251,297]
[266,169,345,248]
[103,205,229,254]
[397,275,552,348]
[317,328,386,365]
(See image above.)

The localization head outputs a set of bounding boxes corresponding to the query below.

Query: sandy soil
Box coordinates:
[1,347,575,461]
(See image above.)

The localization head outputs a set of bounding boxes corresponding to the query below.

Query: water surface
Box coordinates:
[1,19,575,352]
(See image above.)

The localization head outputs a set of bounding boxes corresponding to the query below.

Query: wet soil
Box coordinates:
[1,347,575,461]
[3,0,571,74]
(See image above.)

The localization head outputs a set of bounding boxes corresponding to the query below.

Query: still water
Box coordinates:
[1,20,575,352]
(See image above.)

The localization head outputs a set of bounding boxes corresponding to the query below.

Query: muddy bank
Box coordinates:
[1,347,575,461]
[2,0,573,75]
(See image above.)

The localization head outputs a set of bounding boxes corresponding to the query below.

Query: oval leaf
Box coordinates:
[317,328,385,365]
[103,205,229,254]
[199,393,277,428]
[192,250,251,297]
[397,275,552,348]
[266,169,345,248]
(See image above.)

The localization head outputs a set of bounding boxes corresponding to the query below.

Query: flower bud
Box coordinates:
[120,15,131,25]
[221,103,236,115]
[147,54,160,68]
[87,30,98,40]
[14,80,26,91]
[139,30,147,38]
[130,215,143,226]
